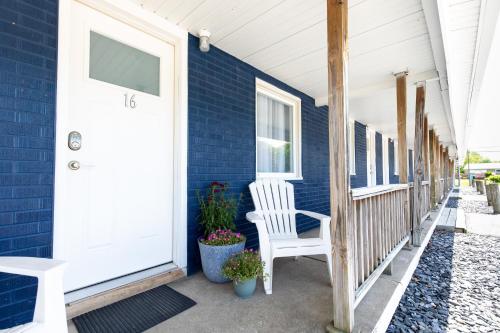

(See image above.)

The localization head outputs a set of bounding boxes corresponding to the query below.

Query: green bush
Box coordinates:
[485,171,493,178]
[197,182,239,236]
[488,175,500,184]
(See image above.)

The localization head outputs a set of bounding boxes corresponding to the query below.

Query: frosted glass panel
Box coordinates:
[89,31,160,96]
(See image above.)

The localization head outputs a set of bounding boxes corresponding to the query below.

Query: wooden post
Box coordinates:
[438,143,442,202]
[395,72,410,248]
[423,116,429,181]
[429,129,436,208]
[412,83,425,246]
[396,73,408,184]
[326,1,354,332]
[443,148,448,194]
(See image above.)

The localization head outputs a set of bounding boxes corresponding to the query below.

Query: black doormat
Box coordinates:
[73,285,196,333]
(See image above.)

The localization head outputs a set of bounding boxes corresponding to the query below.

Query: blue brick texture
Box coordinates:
[350,121,367,188]
[187,34,330,273]
[0,0,57,328]
[408,149,414,182]
[375,132,383,185]
[388,139,400,184]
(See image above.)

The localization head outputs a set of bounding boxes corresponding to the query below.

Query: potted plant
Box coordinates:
[486,175,500,213]
[198,182,245,283]
[222,249,266,299]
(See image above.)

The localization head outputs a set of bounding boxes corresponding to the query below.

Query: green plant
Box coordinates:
[197,182,239,236]
[488,175,500,184]
[485,171,493,178]
[200,229,245,246]
[222,249,266,282]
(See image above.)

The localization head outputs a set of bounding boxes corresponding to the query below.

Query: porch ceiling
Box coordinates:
[133,0,465,149]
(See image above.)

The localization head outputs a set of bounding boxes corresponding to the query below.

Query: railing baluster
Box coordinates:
[351,184,428,303]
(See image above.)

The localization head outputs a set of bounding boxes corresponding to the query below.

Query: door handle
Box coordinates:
[68,160,80,170]
[67,161,96,170]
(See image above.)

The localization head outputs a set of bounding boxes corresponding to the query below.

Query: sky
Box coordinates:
[467,14,500,161]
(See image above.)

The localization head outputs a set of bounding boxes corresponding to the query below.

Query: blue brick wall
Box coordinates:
[408,149,414,182]
[375,132,383,185]
[350,121,367,188]
[388,139,400,184]
[0,0,57,328]
[187,34,329,274]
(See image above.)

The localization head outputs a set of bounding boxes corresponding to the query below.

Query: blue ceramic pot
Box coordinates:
[198,238,245,283]
[233,278,257,299]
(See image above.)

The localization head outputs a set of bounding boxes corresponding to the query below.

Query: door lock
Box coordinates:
[68,131,82,151]
[68,160,80,170]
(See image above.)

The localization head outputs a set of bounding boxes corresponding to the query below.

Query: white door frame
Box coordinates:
[53,0,188,275]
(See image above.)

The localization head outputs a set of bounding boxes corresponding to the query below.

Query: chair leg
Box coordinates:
[263,256,273,295]
[325,251,333,287]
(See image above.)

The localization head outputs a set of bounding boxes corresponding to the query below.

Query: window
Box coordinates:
[89,31,160,96]
[394,140,399,175]
[349,121,356,175]
[256,79,301,179]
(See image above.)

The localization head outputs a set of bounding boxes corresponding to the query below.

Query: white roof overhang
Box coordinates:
[131,0,495,157]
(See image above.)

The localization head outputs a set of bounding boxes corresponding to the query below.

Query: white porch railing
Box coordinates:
[350,184,410,306]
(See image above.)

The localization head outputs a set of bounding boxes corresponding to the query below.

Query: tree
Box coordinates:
[463,151,490,165]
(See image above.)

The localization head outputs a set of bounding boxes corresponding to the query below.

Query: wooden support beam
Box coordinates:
[396,73,408,184]
[443,147,450,194]
[429,130,436,208]
[438,143,442,202]
[412,83,425,246]
[423,116,429,181]
[326,1,354,332]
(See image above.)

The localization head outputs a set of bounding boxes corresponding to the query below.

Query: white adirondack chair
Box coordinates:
[0,257,67,333]
[247,179,333,294]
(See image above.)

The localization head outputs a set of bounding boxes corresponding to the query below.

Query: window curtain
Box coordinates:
[256,93,293,173]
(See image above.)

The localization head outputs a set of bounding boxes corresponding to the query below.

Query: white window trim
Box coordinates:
[255,78,302,180]
[383,136,389,184]
[349,120,356,175]
[394,140,399,175]
[366,128,377,187]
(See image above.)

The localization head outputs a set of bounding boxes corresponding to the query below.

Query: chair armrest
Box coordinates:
[296,210,331,241]
[246,211,265,224]
[296,210,330,222]
[0,257,66,278]
[246,211,271,248]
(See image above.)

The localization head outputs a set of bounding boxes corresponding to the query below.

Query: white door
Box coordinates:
[56,1,175,292]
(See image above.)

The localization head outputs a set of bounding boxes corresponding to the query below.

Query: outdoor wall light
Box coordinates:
[199,29,211,52]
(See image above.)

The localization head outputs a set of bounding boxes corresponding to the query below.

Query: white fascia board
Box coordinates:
[421,0,456,148]
[463,0,500,153]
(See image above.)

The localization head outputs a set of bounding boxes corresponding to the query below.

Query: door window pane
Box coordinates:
[256,93,294,173]
[89,31,160,96]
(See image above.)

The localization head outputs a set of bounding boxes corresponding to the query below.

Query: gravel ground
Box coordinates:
[387,231,500,333]
[446,187,494,214]
[446,197,493,214]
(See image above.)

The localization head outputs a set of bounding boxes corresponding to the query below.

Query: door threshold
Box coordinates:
[65,263,185,319]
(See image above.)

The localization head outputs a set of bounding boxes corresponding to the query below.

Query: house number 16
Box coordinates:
[124,93,136,108]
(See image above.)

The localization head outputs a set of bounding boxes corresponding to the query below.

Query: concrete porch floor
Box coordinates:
[67,195,450,333]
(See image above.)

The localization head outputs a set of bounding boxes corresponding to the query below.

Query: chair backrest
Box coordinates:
[249,179,297,238]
